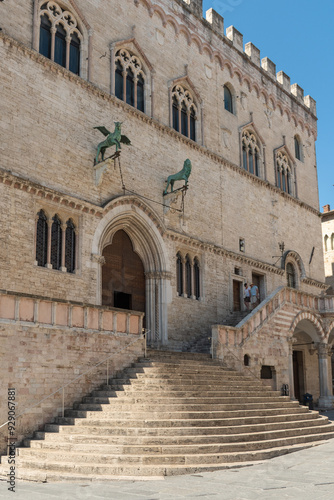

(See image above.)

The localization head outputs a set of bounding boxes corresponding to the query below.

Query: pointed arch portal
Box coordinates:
[92,198,171,346]
[102,230,145,312]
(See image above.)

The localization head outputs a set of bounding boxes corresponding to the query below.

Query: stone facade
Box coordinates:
[1,0,334,447]
[322,204,334,293]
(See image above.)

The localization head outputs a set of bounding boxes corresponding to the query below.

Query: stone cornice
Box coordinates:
[0,168,104,218]
[301,277,328,290]
[166,230,285,276]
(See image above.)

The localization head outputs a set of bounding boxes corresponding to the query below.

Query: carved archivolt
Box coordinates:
[172,84,197,114]
[40,1,82,40]
[115,48,146,81]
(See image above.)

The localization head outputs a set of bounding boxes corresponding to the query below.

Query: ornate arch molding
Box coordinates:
[33,0,92,80]
[93,196,168,271]
[326,321,334,344]
[289,311,326,342]
[92,196,170,344]
[281,250,306,281]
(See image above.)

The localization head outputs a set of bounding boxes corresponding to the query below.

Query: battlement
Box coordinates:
[178,1,316,115]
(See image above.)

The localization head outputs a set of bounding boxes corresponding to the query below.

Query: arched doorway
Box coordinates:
[291,319,323,404]
[102,230,145,313]
[91,197,171,346]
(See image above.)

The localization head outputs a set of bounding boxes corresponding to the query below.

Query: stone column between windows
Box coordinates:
[200,103,204,146]
[65,35,71,71]
[182,257,188,298]
[134,77,138,109]
[110,44,115,95]
[317,343,334,408]
[50,27,56,62]
[60,223,67,272]
[88,30,94,82]
[46,218,52,269]
[287,339,296,400]
[150,70,155,118]
[122,70,127,102]
[74,228,79,274]
[32,0,40,51]
[191,262,196,300]
[168,86,173,128]
[34,214,39,266]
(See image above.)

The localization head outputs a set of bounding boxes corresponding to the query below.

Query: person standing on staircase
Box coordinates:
[244,283,251,311]
[250,283,259,310]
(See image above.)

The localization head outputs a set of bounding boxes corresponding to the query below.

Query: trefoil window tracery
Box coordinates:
[39,1,82,75]
[115,49,145,112]
[172,84,197,141]
[242,130,260,177]
[276,151,292,195]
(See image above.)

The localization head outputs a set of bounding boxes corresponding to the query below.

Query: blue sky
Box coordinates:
[202,0,333,210]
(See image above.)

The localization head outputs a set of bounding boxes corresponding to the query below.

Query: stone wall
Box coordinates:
[0,0,327,346]
[0,291,144,455]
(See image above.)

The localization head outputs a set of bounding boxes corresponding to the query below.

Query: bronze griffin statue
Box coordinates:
[94,122,131,164]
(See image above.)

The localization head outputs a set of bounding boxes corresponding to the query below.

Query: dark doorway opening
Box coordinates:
[293,350,305,402]
[233,280,241,311]
[102,230,145,314]
[251,272,265,301]
[114,291,132,310]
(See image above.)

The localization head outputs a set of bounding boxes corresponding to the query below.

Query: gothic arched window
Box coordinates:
[39,2,82,75]
[65,219,76,273]
[286,263,296,288]
[242,130,260,178]
[172,84,197,141]
[176,253,183,296]
[115,49,145,112]
[276,151,292,195]
[36,210,48,267]
[224,85,233,114]
[51,215,62,270]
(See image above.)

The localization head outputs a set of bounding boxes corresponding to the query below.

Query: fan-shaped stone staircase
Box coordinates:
[1,349,334,482]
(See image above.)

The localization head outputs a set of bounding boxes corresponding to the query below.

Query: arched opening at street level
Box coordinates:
[292,319,321,403]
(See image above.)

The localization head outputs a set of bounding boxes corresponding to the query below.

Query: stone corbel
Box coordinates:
[163,189,183,215]
[93,158,114,186]
[91,254,106,266]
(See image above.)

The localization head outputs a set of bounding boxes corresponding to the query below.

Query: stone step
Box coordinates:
[1,348,333,482]
[18,427,334,464]
[88,392,281,401]
[81,395,288,407]
[0,442,322,481]
[64,404,308,420]
[38,415,328,438]
[72,400,301,414]
[26,422,334,448]
[128,364,244,374]
[107,379,270,389]
[50,409,321,430]
[14,432,334,467]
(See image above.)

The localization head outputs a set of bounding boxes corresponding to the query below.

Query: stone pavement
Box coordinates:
[1,410,333,500]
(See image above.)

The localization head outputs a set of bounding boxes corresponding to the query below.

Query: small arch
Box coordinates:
[244,354,250,366]
[281,250,306,281]
[290,312,325,342]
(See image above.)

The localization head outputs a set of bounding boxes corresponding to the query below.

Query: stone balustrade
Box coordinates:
[0,290,144,335]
